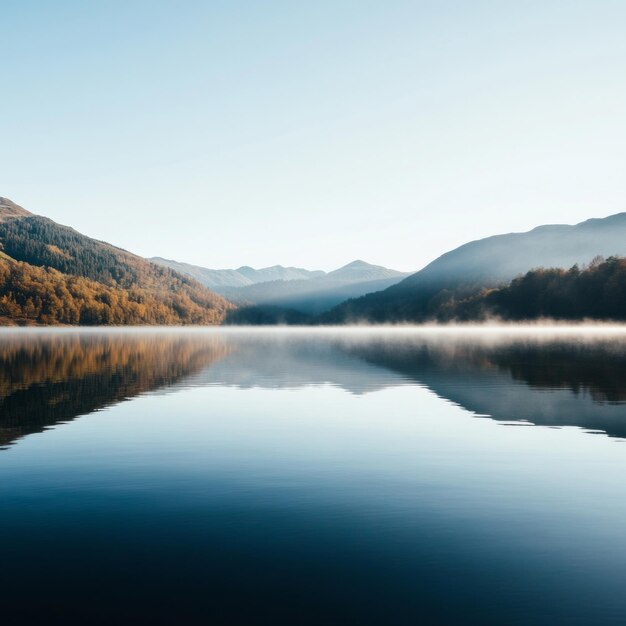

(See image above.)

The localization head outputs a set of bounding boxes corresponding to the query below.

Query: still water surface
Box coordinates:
[2,327,626,624]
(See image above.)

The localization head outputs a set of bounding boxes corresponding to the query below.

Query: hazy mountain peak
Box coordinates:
[150,259,326,290]
[328,260,407,281]
[336,260,372,270]
[235,264,286,272]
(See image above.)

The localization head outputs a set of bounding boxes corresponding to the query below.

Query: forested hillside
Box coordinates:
[0,199,233,325]
[446,256,626,322]
[325,213,626,323]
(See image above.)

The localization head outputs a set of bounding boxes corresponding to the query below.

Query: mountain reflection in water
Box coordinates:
[2,327,626,448]
[0,330,230,449]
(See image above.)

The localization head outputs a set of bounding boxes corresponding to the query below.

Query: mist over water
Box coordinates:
[2,327,626,624]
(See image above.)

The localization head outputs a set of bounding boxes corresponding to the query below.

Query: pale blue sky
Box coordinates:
[2,0,625,271]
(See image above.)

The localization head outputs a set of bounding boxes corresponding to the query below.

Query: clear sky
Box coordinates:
[2,0,625,272]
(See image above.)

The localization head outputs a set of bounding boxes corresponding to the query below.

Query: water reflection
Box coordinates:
[0,330,229,449]
[339,331,626,437]
[2,328,626,448]
[188,329,626,439]
[3,328,626,625]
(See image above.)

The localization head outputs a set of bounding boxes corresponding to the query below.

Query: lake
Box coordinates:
[2,327,626,625]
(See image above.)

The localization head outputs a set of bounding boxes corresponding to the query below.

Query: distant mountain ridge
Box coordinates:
[325,212,626,323]
[152,257,411,315]
[150,257,324,289]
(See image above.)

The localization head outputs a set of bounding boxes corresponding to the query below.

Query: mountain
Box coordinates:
[326,259,405,282]
[151,257,410,316]
[0,198,233,325]
[325,213,626,323]
[214,260,409,315]
[150,257,324,290]
[236,265,325,284]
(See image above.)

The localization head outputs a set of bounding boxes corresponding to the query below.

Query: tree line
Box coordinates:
[0,257,229,325]
[442,256,626,321]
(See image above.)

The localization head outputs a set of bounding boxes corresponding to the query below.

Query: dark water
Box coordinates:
[3,328,626,625]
